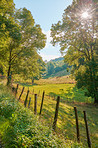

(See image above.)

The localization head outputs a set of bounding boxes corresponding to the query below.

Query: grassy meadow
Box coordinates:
[0,83,85,148]
[0,85,74,148]
[12,76,98,148]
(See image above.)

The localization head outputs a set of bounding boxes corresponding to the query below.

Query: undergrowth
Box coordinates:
[0,84,83,148]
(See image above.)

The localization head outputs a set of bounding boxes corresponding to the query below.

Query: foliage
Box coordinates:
[0,84,84,148]
[47,62,55,75]
[51,0,98,103]
[0,1,46,85]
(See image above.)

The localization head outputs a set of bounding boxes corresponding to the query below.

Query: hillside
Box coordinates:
[11,81,98,147]
[43,57,71,78]
[0,77,98,148]
[0,84,83,148]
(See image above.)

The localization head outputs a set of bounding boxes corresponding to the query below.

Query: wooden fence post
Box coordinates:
[33,89,34,94]
[18,87,25,101]
[83,111,91,148]
[38,90,40,96]
[24,90,29,107]
[54,95,55,100]
[15,84,19,97]
[28,97,31,108]
[52,96,60,130]
[74,107,80,142]
[39,91,45,115]
[34,94,37,114]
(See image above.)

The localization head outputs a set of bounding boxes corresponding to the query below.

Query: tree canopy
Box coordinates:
[0,1,46,85]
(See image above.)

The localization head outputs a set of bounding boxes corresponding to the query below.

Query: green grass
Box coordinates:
[16,83,94,103]
[14,82,98,148]
[0,84,83,148]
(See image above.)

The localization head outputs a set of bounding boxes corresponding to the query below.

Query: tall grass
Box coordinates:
[0,84,83,148]
[14,83,98,148]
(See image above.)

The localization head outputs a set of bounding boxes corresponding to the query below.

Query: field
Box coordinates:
[12,77,98,148]
[35,75,75,84]
[1,85,76,148]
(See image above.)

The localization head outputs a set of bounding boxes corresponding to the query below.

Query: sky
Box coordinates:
[14,0,73,61]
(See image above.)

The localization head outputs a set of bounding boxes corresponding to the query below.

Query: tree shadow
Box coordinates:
[15,81,38,87]
[49,86,94,103]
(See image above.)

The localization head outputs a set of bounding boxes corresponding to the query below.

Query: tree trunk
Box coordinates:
[94,95,98,104]
[7,47,12,86]
[93,84,98,104]
[7,64,11,86]
[91,59,98,104]
[32,78,34,84]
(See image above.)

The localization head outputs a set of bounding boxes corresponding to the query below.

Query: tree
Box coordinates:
[0,0,22,84]
[0,4,46,85]
[17,54,46,83]
[9,8,46,83]
[51,0,98,103]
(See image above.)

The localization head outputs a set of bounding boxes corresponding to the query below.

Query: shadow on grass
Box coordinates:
[14,81,38,87]
[49,86,94,104]
[40,96,98,146]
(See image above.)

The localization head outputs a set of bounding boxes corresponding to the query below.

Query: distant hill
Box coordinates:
[42,57,71,78]
[50,57,64,62]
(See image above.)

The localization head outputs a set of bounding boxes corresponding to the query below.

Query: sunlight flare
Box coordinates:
[81,11,89,19]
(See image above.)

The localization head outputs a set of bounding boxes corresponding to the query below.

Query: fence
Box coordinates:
[12,84,92,148]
